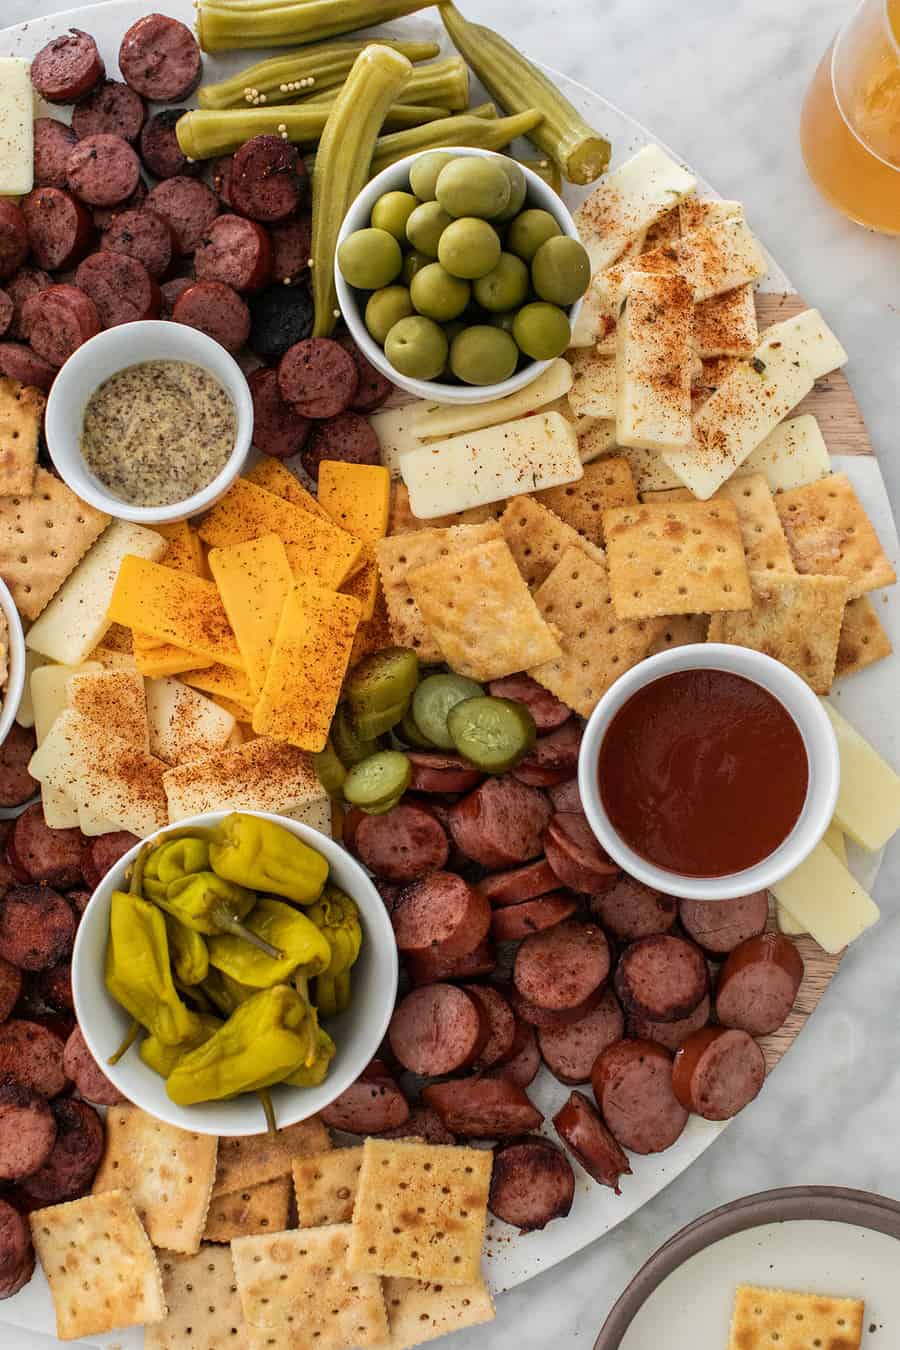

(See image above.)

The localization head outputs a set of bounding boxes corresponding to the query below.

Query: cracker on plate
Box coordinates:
[407,537,561,682]
[91,1104,218,1254]
[293,1147,363,1228]
[348,1139,492,1285]
[29,1189,165,1341]
[0,375,44,495]
[147,1244,251,1350]
[647,613,710,655]
[728,1284,863,1350]
[231,1224,388,1347]
[775,472,896,598]
[603,498,751,619]
[650,471,795,573]
[388,482,505,535]
[500,495,606,589]
[530,547,663,716]
[374,1275,496,1350]
[708,571,848,694]
[213,1117,330,1198]
[533,457,638,545]
[203,1176,292,1243]
[835,594,893,680]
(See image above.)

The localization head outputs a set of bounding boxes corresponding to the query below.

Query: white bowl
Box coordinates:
[0,576,26,750]
[44,321,253,525]
[336,147,585,405]
[577,644,840,902]
[72,810,399,1136]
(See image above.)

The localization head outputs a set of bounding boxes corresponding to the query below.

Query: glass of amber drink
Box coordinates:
[801,0,900,232]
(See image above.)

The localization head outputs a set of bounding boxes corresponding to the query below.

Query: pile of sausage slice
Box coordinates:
[334,673,805,1235]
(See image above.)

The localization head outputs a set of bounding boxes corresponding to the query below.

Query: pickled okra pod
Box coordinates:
[303,104,499,180]
[196,0,434,53]
[197,38,439,109]
[176,99,444,160]
[439,1,611,185]
[369,107,542,178]
[519,155,563,196]
[300,56,470,113]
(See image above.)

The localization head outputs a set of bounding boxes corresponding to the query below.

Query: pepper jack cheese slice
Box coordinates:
[616,271,694,452]
[822,700,900,853]
[0,59,34,196]
[163,736,326,826]
[771,841,880,954]
[208,534,294,696]
[737,415,831,492]
[145,678,236,765]
[400,412,582,519]
[107,556,244,671]
[574,144,697,272]
[31,662,102,829]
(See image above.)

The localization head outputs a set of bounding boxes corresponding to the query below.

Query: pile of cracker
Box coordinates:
[29,1105,496,1349]
[378,458,895,708]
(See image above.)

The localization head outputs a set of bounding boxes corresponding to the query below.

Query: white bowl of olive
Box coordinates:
[336,147,589,404]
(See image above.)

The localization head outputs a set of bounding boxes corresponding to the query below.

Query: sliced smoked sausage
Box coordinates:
[512,718,581,788]
[195,214,273,292]
[489,1016,540,1087]
[353,801,448,884]
[230,135,307,223]
[72,80,146,143]
[301,412,381,482]
[30,30,104,105]
[553,1089,632,1192]
[0,1082,56,1182]
[389,984,488,1076]
[614,935,709,1024]
[172,279,250,354]
[35,962,74,1014]
[0,287,18,338]
[377,1106,455,1146]
[548,779,582,814]
[278,338,359,420]
[448,776,552,871]
[0,723,38,807]
[407,937,497,986]
[392,871,490,960]
[100,207,174,280]
[543,812,618,894]
[477,858,559,908]
[10,804,84,887]
[0,887,75,971]
[0,343,57,393]
[75,252,160,328]
[139,109,198,180]
[66,134,141,209]
[715,933,804,1037]
[80,831,139,892]
[118,15,202,103]
[146,177,219,254]
[249,285,315,361]
[508,981,606,1030]
[405,753,482,796]
[590,876,678,943]
[422,1076,543,1138]
[513,919,610,1012]
[0,1020,67,1098]
[0,1197,34,1297]
[462,983,515,1068]
[270,214,312,286]
[489,1137,575,1232]
[91,179,148,232]
[249,367,311,460]
[15,1098,104,1208]
[538,986,624,1086]
[336,334,393,414]
[32,118,78,190]
[6,268,52,340]
[319,1059,409,1134]
[489,674,571,732]
[0,202,30,283]
[21,284,100,367]
[491,892,578,942]
[61,1026,124,1106]
[678,892,769,957]
[591,1039,689,1154]
[0,958,22,1024]
[672,1026,766,1121]
[628,993,712,1054]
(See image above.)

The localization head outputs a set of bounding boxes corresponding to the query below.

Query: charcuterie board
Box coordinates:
[0,2,898,1344]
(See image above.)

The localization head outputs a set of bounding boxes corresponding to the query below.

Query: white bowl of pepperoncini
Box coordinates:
[44,320,253,525]
[578,645,840,902]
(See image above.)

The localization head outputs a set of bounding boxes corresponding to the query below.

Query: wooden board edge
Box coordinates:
[759,907,842,1074]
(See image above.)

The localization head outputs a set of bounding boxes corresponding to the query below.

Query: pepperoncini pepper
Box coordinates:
[165,914,209,986]
[207,898,331,989]
[202,967,258,1017]
[143,838,210,902]
[305,886,362,1018]
[165,984,319,1106]
[105,889,201,1048]
[284,1025,337,1087]
[158,872,282,960]
[139,1012,223,1078]
[208,812,329,904]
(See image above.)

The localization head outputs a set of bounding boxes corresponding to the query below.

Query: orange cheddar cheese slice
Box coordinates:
[208,534,294,697]
[107,556,244,670]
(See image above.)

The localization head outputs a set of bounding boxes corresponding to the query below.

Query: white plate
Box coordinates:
[0,5,898,1343]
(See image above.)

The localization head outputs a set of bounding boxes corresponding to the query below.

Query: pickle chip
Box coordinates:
[447,695,536,772]
[412,672,484,749]
[343,750,412,809]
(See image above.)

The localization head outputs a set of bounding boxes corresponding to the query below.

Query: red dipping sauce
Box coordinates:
[598,669,809,878]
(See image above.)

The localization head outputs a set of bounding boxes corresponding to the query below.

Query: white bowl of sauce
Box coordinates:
[45,320,253,524]
[578,644,840,902]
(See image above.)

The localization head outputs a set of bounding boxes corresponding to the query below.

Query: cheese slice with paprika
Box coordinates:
[107,556,244,670]
[317,463,391,621]
[208,534,294,696]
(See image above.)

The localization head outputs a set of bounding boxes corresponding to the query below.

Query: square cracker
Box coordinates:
[728,1284,863,1350]
[231,1224,388,1347]
[530,547,663,717]
[534,458,638,546]
[29,1189,165,1341]
[203,1177,292,1243]
[91,1104,218,1254]
[375,1276,495,1350]
[500,495,606,589]
[775,472,896,598]
[348,1139,492,1284]
[649,473,795,574]
[0,376,43,495]
[293,1147,363,1227]
[389,482,504,534]
[835,595,893,679]
[407,537,561,682]
[647,613,710,656]
[147,1245,251,1350]
[0,467,109,620]
[603,498,751,619]
[708,571,848,694]
[214,1116,330,1198]
[376,521,503,663]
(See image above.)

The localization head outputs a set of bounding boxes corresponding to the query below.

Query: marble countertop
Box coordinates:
[2,0,899,1345]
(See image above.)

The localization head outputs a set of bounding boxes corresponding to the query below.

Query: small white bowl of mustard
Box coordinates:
[45,321,253,525]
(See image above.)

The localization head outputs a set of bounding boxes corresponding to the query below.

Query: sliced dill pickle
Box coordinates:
[447,696,536,772]
[343,751,412,808]
[331,705,379,766]
[346,647,420,717]
[412,672,484,749]
[353,698,411,740]
[397,708,436,749]
[313,738,347,798]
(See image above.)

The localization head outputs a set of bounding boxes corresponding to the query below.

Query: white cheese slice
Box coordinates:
[568,350,616,419]
[771,841,880,954]
[576,419,618,464]
[678,198,743,232]
[78,803,120,837]
[569,280,612,349]
[775,902,805,936]
[409,359,573,441]
[755,307,848,380]
[616,271,694,451]
[779,821,850,934]
[674,215,767,302]
[370,404,425,478]
[282,794,332,838]
[822,700,900,852]
[823,820,849,867]
[400,412,583,519]
[616,445,684,492]
[163,737,326,825]
[31,662,101,829]
[146,678,236,765]
[26,521,166,665]
[0,59,34,197]
[737,415,831,491]
[574,145,697,272]
[15,651,48,730]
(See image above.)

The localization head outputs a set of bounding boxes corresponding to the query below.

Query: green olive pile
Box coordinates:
[337,151,591,385]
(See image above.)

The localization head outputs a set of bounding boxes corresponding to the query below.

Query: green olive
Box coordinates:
[365,285,414,345]
[337,227,402,290]
[402,249,431,285]
[473,251,530,313]
[531,235,592,306]
[385,315,449,381]
[406,201,454,258]
[494,160,529,222]
[435,156,511,220]
[409,151,458,202]
[506,208,563,263]
[450,325,518,385]
[371,190,420,242]
[512,301,572,361]
[437,217,501,280]
[410,263,470,322]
